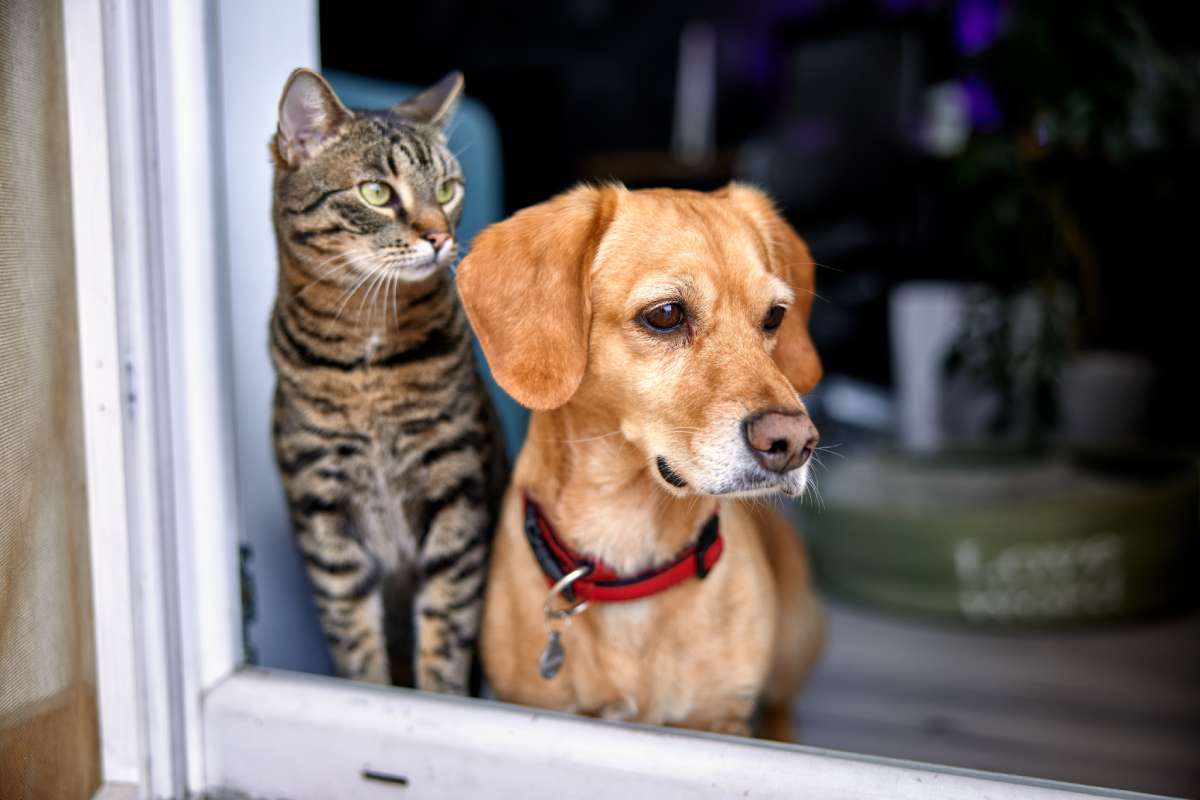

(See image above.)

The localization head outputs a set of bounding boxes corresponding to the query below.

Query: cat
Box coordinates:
[268,68,504,694]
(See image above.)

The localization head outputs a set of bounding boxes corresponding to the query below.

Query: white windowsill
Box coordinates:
[202,668,1156,800]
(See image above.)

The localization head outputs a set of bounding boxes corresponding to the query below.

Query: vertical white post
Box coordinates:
[145,0,245,792]
[63,0,143,787]
[65,0,247,794]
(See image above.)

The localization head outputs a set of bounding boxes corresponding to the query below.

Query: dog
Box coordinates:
[456,183,824,739]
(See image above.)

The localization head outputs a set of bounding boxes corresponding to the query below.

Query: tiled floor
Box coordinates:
[794,600,1200,797]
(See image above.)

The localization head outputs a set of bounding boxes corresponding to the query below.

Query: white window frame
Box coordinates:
[61,0,1165,797]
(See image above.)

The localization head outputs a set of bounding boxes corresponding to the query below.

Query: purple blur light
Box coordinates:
[955,0,1003,56]
[962,74,1003,131]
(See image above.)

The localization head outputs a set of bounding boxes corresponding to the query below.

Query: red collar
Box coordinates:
[522,494,723,603]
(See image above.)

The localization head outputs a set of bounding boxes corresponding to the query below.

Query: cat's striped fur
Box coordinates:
[268,69,503,693]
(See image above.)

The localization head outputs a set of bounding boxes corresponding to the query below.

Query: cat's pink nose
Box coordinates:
[425,231,450,251]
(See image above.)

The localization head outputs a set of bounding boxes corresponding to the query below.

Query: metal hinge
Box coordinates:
[238,543,258,665]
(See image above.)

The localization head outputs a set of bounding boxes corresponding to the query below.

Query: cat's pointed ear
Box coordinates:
[392,71,464,129]
[275,68,352,167]
[456,185,620,410]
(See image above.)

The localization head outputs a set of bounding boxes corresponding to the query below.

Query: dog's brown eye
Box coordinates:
[763,305,786,333]
[641,302,685,332]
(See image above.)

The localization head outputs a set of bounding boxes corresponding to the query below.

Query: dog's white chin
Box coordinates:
[654,459,811,499]
[778,465,811,497]
[712,466,810,499]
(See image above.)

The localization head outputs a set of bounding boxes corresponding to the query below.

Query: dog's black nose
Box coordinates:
[743,411,818,474]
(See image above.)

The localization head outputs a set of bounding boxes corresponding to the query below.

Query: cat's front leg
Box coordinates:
[413,474,491,694]
[291,501,391,684]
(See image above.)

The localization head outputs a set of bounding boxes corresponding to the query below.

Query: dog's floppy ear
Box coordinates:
[719,184,823,393]
[456,185,619,410]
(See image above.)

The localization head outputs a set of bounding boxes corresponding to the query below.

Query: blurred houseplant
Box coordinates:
[943,0,1200,449]
[797,1,1200,625]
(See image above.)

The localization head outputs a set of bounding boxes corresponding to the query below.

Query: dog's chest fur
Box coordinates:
[558,544,773,727]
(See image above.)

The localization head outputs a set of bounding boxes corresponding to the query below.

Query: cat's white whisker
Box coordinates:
[327,257,387,333]
[364,262,395,330]
[291,250,372,300]
[360,268,384,330]
[393,271,403,331]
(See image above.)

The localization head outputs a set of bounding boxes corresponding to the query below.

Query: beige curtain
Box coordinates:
[0,1,101,798]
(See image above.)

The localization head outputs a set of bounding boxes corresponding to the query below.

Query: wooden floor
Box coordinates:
[792,600,1200,798]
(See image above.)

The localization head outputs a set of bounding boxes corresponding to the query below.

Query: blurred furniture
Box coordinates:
[796,451,1198,623]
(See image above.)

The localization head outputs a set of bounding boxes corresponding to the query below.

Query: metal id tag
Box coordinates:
[538,629,566,679]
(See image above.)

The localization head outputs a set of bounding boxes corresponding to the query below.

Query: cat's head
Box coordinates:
[272,68,466,283]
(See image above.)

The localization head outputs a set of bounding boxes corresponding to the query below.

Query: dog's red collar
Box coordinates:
[522,494,723,603]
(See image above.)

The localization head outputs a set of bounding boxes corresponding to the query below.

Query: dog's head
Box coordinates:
[457,183,822,498]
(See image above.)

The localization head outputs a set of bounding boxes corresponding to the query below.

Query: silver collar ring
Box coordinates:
[544,566,592,621]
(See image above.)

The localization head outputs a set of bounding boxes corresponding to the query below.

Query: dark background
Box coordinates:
[322,0,1200,446]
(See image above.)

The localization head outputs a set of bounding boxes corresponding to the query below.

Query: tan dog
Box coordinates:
[456,183,824,739]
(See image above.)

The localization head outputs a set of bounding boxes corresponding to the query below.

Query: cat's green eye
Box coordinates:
[435,179,458,205]
[359,181,393,206]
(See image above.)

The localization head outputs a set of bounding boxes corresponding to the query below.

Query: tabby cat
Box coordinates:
[268,68,503,694]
